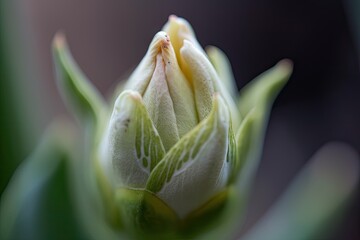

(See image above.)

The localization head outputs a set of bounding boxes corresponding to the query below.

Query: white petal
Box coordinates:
[146,94,235,218]
[142,53,180,151]
[100,90,165,188]
[124,31,169,94]
[181,40,241,128]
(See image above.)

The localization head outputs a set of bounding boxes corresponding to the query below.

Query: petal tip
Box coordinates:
[151,31,172,54]
[169,14,178,21]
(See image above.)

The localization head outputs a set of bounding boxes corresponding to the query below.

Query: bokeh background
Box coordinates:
[1,0,359,239]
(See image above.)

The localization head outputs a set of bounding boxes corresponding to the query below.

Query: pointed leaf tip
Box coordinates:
[239,59,293,117]
[53,31,66,49]
[52,33,106,130]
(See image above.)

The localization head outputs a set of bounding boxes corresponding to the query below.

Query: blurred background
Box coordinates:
[0,0,359,239]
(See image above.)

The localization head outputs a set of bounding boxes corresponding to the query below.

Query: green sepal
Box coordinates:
[237,59,293,191]
[52,33,106,133]
[238,60,292,117]
[180,188,230,238]
[115,188,179,239]
[114,188,232,240]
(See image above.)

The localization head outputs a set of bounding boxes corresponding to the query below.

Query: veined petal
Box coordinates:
[180,40,215,121]
[160,35,199,138]
[207,46,238,100]
[142,53,180,151]
[124,32,169,94]
[146,94,235,218]
[100,90,165,189]
[125,31,198,150]
[181,41,241,128]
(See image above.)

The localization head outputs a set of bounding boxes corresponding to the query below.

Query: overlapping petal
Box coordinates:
[101,90,165,188]
[146,94,235,218]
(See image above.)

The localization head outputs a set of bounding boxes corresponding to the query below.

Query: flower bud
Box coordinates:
[99,15,241,219]
[92,15,292,235]
[51,14,292,238]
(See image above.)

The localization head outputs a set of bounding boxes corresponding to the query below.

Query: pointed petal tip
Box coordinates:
[155,31,171,43]
[148,31,172,56]
[165,15,194,35]
[169,14,178,21]
[127,90,142,101]
[277,59,294,75]
[53,31,67,49]
[113,91,140,114]
[180,39,194,53]
[115,90,142,105]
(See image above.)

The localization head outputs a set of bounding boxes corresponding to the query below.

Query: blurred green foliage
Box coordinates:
[0,1,40,195]
[0,1,25,194]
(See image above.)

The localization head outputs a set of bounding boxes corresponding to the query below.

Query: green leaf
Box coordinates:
[52,33,106,132]
[239,60,292,116]
[0,122,86,240]
[242,142,359,240]
[237,60,293,191]
[0,1,40,196]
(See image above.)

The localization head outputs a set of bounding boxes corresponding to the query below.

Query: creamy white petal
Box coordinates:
[124,32,169,94]
[180,40,215,121]
[159,34,199,138]
[124,31,198,149]
[162,15,204,68]
[181,40,241,128]
[142,53,180,151]
[146,94,235,218]
[100,90,165,188]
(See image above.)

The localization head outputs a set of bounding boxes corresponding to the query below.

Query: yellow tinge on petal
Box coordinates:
[124,31,198,151]
[162,15,204,68]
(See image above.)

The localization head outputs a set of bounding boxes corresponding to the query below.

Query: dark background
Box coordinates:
[2,0,359,239]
